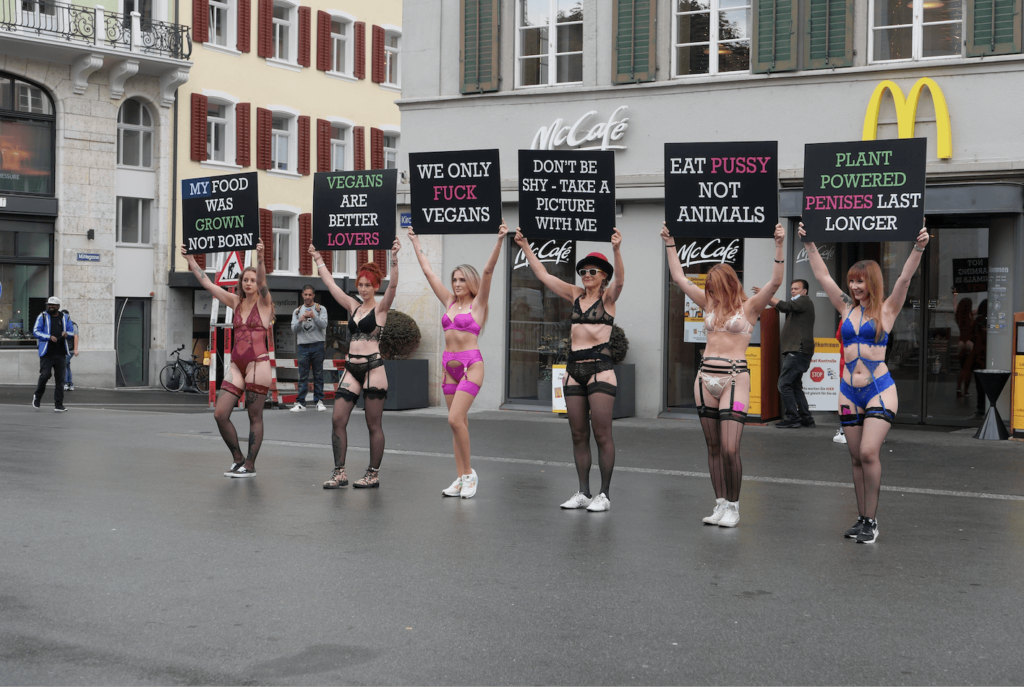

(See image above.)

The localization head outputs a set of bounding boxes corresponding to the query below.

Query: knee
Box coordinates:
[592,425,613,446]
[214,408,231,424]
[858,449,878,466]
[570,427,590,445]
[448,414,467,433]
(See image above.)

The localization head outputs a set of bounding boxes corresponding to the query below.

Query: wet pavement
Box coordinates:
[2,385,1024,685]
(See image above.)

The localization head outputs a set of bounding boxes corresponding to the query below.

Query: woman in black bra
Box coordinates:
[309,238,400,489]
[514,227,624,512]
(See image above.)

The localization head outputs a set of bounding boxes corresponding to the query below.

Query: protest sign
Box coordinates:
[518,150,615,242]
[410,150,502,233]
[181,172,259,255]
[312,169,397,251]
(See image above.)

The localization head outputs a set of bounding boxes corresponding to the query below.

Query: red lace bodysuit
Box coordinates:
[232,301,270,377]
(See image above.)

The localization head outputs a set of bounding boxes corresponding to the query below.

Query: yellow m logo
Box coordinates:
[862,78,952,160]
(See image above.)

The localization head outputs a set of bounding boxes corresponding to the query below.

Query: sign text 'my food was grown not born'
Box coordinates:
[312,169,397,250]
[181,172,259,254]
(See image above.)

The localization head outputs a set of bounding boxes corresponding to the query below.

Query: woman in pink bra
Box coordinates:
[182,241,274,478]
[408,222,508,498]
[662,223,786,527]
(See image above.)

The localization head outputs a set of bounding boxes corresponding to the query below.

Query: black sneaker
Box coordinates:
[856,519,879,544]
[31,395,40,409]
[54,405,67,413]
[800,418,816,428]
[775,419,802,428]
[844,516,866,538]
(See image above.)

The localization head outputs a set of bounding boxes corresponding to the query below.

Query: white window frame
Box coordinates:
[205,0,239,55]
[116,197,152,246]
[267,0,300,70]
[268,204,301,274]
[327,10,356,79]
[672,0,752,77]
[380,125,400,171]
[325,116,354,172]
[201,90,241,170]
[266,105,300,177]
[868,0,964,64]
[381,24,402,90]
[515,0,583,89]
[117,97,155,169]
[331,250,356,278]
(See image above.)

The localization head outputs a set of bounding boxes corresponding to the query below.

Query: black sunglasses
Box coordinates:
[578,268,604,277]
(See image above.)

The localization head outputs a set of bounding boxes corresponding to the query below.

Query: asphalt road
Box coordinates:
[2,387,1024,685]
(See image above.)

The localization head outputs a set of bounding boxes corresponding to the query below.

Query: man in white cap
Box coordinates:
[32,296,73,412]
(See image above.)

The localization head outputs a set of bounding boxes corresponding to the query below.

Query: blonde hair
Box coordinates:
[452,264,487,327]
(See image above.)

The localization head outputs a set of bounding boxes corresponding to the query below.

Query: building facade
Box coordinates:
[0,0,191,387]
[398,0,1024,425]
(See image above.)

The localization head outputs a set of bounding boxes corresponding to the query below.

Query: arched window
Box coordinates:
[117,98,154,168]
[0,73,55,195]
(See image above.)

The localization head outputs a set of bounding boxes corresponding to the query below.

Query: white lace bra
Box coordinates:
[704,310,754,335]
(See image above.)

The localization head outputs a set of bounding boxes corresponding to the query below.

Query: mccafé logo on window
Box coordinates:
[861,77,952,160]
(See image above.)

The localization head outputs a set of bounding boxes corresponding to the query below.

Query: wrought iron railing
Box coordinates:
[0,0,191,60]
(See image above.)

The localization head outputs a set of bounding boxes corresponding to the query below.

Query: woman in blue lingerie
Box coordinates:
[801,222,929,544]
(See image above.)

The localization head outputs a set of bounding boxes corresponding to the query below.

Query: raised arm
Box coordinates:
[408,227,453,306]
[604,228,625,304]
[661,224,707,310]
[181,246,239,309]
[513,228,579,302]
[379,236,402,312]
[798,223,847,313]
[254,239,271,306]
[473,222,508,310]
[745,224,786,316]
[309,244,360,312]
[883,225,929,325]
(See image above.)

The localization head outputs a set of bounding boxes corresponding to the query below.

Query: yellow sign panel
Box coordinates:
[745,346,761,417]
[1013,356,1024,432]
[862,78,952,159]
[814,337,841,353]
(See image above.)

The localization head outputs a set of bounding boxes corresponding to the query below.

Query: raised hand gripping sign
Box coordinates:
[312,169,398,250]
[801,138,926,242]
[664,141,778,239]
[181,172,259,254]
[518,150,615,242]
[410,149,502,233]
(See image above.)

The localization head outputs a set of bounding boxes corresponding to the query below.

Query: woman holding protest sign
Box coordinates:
[662,223,786,527]
[515,227,624,512]
[182,241,273,478]
[309,238,401,489]
[800,222,929,544]
[408,222,507,499]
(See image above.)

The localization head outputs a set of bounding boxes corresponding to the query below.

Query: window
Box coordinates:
[207,102,228,162]
[117,198,152,245]
[332,250,352,276]
[674,0,751,76]
[871,0,962,62]
[273,2,294,61]
[517,0,583,87]
[0,74,55,195]
[271,115,291,171]
[331,124,347,171]
[384,29,400,86]
[272,212,293,272]
[209,0,230,46]
[331,18,351,74]
[117,98,154,168]
[383,133,398,169]
[21,0,56,29]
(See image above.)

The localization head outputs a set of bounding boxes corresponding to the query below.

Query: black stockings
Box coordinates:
[213,389,265,469]
[565,392,616,498]
[214,390,244,465]
[332,399,355,469]
[330,397,386,470]
[700,417,744,502]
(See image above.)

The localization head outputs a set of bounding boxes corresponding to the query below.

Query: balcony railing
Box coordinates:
[0,0,192,60]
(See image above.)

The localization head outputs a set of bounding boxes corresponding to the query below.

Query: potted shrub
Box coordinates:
[358,310,429,410]
[609,325,635,418]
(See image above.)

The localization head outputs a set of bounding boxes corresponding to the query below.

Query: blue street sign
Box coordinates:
[400,212,412,228]
[77,253,100,262]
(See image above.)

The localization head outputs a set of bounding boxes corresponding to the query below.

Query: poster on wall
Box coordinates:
[409,149,502,234]
[518,150,615,242]
[683,274,708,343]
[181,172,259,254]
[801,138,926,243]
[312,169,397,250]
[552,364,567,414]
[664,141,778,239]
[952,257,988,293]
[801,337,842,411]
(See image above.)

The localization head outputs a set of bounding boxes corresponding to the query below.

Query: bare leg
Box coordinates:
[448,361,483,476]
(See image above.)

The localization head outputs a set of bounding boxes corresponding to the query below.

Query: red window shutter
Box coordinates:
[297,115,310,175]
[237,0,251,52]
[193,0,209,43]
[235,103,250,167]
[316,11,331,71]
[371,25,385,83]
[255,107,272,170]
[190,93,208,161]
[257,0,273,58]
[298,6,311,67]
[316,118,331,172]
[353,126,365,170]
[322,250,333,273]
[374,249,388,274]
[370,127,384,170]
[194,253,207,270]
[299,213,312,274]
[354,21,366,79]
[356,250,368,269]
[259,209,274,273]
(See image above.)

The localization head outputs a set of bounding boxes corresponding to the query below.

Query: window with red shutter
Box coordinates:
[370,127,384,170]
[354,21,366,79]
[316,10,331,71]
[255,107,272,170]
[298,213,312,274]
[193,0,209,43]
[237,0,251,52]
[322,250,333,273]
[298,6,311,67]
[353,126,365,170]
[259,209,274,273]
[236,103,250,167]
[190,93,208,161]
[371,25,385,83]
[316,119,331,173]
[297,116,310,175]
[257,0,273,58]
[194,253,207,270]
[355,250,389,281]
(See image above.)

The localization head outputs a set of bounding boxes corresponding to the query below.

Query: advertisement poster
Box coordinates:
[952,257,988,293]
[1013,356,1024,433]
[181,172,259,254]
[683,274,708,343]
[665,141,778,239]
[552,364,567,414]
[0,118,53,194]
[312,168,397,250]
[409,149,502,234]
[518,150,615,242]
[800,337,842,411]
[802,138,926,243]
[745,346,761,417]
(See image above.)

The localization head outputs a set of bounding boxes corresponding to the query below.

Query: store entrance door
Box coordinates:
[115,297,150,387]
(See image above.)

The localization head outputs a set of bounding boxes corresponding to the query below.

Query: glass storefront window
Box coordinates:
[0,74,55,196]
[17,231,49,257]
[0,262,51,346]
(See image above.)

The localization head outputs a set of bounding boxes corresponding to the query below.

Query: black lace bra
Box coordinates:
[571,296,614,327]
[348,308,382,342]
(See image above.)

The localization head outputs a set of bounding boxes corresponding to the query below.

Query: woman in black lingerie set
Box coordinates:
[662,223,785,527]
[309,238,400,489]
[514,227,624,512]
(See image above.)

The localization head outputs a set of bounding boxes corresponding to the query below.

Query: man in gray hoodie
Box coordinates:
[290,285,329,411]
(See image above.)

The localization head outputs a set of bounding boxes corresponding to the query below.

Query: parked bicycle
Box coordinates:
[159,344,210,393]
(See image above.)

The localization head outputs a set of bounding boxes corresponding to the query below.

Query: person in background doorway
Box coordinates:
[954,297,975,399]
[753,279,816,428]
[61,309,79,391]
[290,285,328,412]
[969,299,988,416]
[32,296,73,412]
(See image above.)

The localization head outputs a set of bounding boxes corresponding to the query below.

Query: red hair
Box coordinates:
[847,260,885,342]
[357,262,384,289]
[704,264,747,317]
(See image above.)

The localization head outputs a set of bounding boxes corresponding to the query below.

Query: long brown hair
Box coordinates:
[704,264,747,317]
[847,260,885,342]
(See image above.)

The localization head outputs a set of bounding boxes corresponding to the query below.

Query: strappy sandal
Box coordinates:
[352,467,380,489]
[323,467,348,489]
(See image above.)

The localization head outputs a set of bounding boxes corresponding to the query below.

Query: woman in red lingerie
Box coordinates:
[183,241,274,478]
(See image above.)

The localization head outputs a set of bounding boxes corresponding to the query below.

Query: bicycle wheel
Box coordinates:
[194,366,210,393]
[159,363,184,392]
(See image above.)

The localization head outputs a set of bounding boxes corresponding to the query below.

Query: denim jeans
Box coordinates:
[296,342,325,405]
[65,355,73,386]
[778,351,813,422]
[35,353,66,407]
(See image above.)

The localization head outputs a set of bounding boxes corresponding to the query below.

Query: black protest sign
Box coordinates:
[664,141,778,239]
[801,138,926,243]
[181,172,259,255]
[410,149,502,234]
[312,169,397,251]
[518,150,615,242]
[953,258,988,293]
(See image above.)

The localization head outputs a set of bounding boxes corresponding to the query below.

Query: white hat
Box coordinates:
[47,296,61,305]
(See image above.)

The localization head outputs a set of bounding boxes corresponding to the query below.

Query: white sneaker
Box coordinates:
[560,492,593,509]
[290,403,306,412]
[461,470,478,499]
[316,400,326,412]
[586,493,611,512]
[718,501,740,527]
[833,429,847,444]
[442,476,463,497]
[703,498,727,525]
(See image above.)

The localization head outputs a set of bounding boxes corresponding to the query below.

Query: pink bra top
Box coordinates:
[704,310,754,336]
[442,307,481,337]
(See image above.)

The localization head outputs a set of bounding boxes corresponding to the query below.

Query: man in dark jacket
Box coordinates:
[32,296,73,412]
[757,279,816,428]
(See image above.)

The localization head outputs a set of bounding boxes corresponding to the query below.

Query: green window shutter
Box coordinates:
[461,0,501,94]
[803,0,854,69]
[751,0,798,73]
[966,0,1021,57]
[613,0,657,84]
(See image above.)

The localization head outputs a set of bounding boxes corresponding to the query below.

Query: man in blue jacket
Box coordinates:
[32,296,73,412]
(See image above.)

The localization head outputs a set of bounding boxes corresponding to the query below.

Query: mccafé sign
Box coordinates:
[531,106,630,152]
[861,77,952,159]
